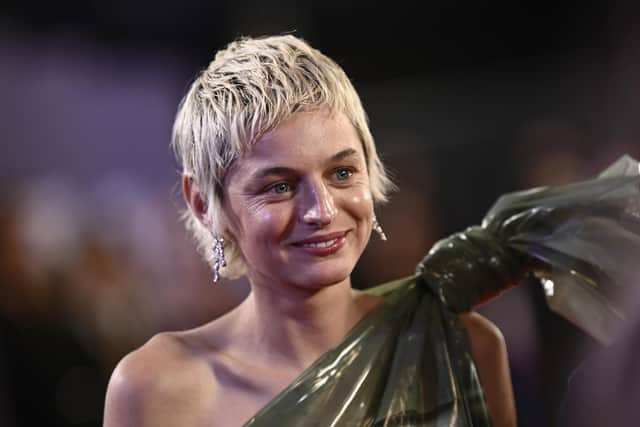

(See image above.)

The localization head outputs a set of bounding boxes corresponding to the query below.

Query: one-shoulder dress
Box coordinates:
[244,155,640,427]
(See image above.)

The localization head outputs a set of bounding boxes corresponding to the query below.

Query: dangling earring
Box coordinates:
[212,236,226,283]
[373,215,387,241]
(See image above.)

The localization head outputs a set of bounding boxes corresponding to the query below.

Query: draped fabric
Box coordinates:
[244,155,640,426]
[245,278,492,426]
[420,154,640,345]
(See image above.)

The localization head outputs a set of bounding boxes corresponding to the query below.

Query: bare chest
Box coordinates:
[207,389,275,427]
[204,357,299,427]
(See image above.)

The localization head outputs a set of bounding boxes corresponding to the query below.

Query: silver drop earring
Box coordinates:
[212,236,226,283]
[373,215,388,241]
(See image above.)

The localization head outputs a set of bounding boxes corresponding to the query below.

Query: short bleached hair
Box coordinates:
[171,34,395,279]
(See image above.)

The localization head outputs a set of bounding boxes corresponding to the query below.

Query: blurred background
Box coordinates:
[2,0,640,425]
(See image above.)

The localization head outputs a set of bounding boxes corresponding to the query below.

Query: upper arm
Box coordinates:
[460,312,516,427]
[104,333,215,427]
[103,334,189,427]
[103,349,154,427]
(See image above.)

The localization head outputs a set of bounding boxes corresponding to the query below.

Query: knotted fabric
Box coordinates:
[244,155,640,426]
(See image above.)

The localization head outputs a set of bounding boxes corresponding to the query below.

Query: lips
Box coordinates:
[291,231,349,247]
[291,231,349,256]
[297,238,340,249]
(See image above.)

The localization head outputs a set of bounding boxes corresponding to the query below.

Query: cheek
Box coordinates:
[346,189,374,219]
[344,190,374,254]
[338,188,374,243]
[239,203,295,242]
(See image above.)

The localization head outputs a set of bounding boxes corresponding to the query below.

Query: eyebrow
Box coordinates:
[250,148,361,182]
[330,148,359,163]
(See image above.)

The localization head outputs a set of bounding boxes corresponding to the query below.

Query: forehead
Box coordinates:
[238,109,365,171]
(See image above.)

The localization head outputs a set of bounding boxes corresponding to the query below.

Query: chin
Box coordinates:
[286,263,353,289]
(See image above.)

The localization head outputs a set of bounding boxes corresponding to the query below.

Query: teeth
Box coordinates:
[302,238,338,248]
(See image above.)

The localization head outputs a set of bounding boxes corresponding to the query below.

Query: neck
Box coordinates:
[237,275,369,371]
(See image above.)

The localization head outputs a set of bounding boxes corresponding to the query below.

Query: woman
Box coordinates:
[104,34,516,426]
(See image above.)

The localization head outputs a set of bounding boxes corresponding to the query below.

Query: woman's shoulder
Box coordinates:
[459,312,505,349]
[459,312,516,427]
[458,312,508,386]
[104,331,217,426]
[108,332,195,390]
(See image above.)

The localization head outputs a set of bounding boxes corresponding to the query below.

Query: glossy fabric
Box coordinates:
[419,155,640,345]
[245,277,491,426]
[245,155,640,426]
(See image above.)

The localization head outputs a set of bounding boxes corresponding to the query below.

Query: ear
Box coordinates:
[182,175,208,224]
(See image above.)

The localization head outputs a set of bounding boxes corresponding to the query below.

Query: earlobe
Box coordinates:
[182,175,208,223]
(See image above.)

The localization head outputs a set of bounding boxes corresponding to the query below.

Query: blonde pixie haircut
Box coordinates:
[171,34,394,279]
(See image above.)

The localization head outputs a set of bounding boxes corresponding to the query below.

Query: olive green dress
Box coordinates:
[244,155,640,427]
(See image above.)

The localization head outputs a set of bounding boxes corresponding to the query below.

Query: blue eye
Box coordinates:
[335,168,353,181]
[271,182,291,194]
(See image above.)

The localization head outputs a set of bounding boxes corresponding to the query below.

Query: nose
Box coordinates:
[301,179,337,226]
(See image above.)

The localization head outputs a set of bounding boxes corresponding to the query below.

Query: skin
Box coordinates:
[104,109,516,427]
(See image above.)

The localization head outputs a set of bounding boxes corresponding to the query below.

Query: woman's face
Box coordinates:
[223,109,374,290]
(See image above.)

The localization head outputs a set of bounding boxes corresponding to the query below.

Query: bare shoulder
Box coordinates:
[459,311,505,353]
[104,332,216,427]
[459,312,517,427]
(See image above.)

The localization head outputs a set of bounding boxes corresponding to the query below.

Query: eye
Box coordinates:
[269,182,292,194]
[335,168,353,181]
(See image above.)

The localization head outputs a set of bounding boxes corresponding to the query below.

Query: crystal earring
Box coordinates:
[212,236,226,283]
[373,215,387,241]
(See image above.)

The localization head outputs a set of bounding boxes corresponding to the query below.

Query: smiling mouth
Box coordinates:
[291,231,349,247]
[290,231,349,255]
[296,238,340,248]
